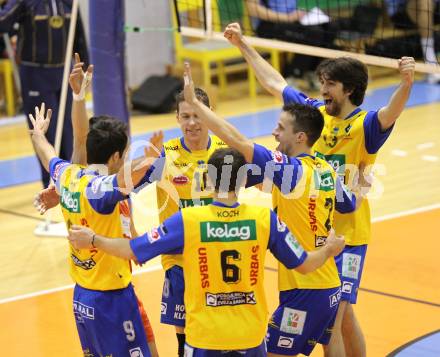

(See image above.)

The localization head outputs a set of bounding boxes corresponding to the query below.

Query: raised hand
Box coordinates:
[224,22,243,46]
[69,52,93,100]
[398,56,415,85]
[183,62,197,105]
[29,102,52,135]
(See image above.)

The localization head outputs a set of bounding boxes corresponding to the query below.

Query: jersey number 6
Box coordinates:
[221,250,241,283]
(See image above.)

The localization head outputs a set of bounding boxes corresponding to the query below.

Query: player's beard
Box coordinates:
[325,100,342,117]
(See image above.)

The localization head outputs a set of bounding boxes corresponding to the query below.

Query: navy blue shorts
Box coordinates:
[335,244,368,304]
[160,265,186,327]
[73,283,150,357]
[184,340,266,356]
[266,287,341,356]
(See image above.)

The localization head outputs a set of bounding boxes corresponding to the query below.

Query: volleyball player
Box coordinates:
[34,54,160,355]
[68,147,346,356]
[29,101,163,356]
[224,22,415,357]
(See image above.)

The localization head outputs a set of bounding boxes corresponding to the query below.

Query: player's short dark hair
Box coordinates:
[316,57,368,106]
[86,115,128,164]
[175,87,210,112]
[208,148,247,193]
[282,103,324,147]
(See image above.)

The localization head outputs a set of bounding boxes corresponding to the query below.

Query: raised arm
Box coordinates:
[70,53,93,165]
[377,57,415,130]
[183,63,254,162]
[29,103,56,172]
[115,131,164,194]
[224,22,287,101]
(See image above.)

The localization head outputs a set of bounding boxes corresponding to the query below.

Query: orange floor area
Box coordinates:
[1,208,439,356]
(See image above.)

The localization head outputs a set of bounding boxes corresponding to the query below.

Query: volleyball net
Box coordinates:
[173,0,440,73]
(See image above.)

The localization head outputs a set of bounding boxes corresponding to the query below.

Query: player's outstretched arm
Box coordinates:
[29,103,56,172]
[34,185,59,214]
[116,131,164,194]
[296,229,345,274]
[70,52,93,165]
[224,22,287,101]
[183,63,254,162]
[378,56,415,130]
[68,225,135,260]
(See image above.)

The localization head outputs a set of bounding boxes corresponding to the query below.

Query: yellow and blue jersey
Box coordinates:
[282,86,394,245]
[137,135,227,271]
[251,143,355,290]
[130,202,307,350]
[50,158,132,291]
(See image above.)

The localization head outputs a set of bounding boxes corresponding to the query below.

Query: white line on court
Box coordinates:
[371,203,440,223]
[416,142,435,150]
[1,203,440,305]
[421,155,439,162]
[391,149,408,157]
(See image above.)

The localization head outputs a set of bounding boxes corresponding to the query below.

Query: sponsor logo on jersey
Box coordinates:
[200,220,256,242]
[342,253,362,279]
[271,150,285,164]
[342,281,354,294]
[172,175,189,185]
[329,289,341,307]
[165,145,179,151]
[129,347,144,357]
[216,209,239,218]
[314,170,335,192]
[280,308,307,335]
[148,227,161,243]
[315,153,346,176]
[284,232,304,258]
[161,302,167,315]
[60,186,81,213]
[277,336,294,348]
[73,301,95,322]
[205,291,256,307]
[71,254,96,270]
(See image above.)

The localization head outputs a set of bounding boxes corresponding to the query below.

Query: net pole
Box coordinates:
[54,0,79,156]
[204,0,212,36]
[2,33,21,96]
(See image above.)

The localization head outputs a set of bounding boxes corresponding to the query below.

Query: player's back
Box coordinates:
[274,155,340,290]
[59,164,132,290]
[180,203,271,350]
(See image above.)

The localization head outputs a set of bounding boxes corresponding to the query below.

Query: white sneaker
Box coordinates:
[426,72,440,84]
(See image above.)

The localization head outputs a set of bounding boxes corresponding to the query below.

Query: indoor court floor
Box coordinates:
[0,75,439,356]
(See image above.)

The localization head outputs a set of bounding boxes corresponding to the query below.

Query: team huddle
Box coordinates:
[31,23,415,357]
